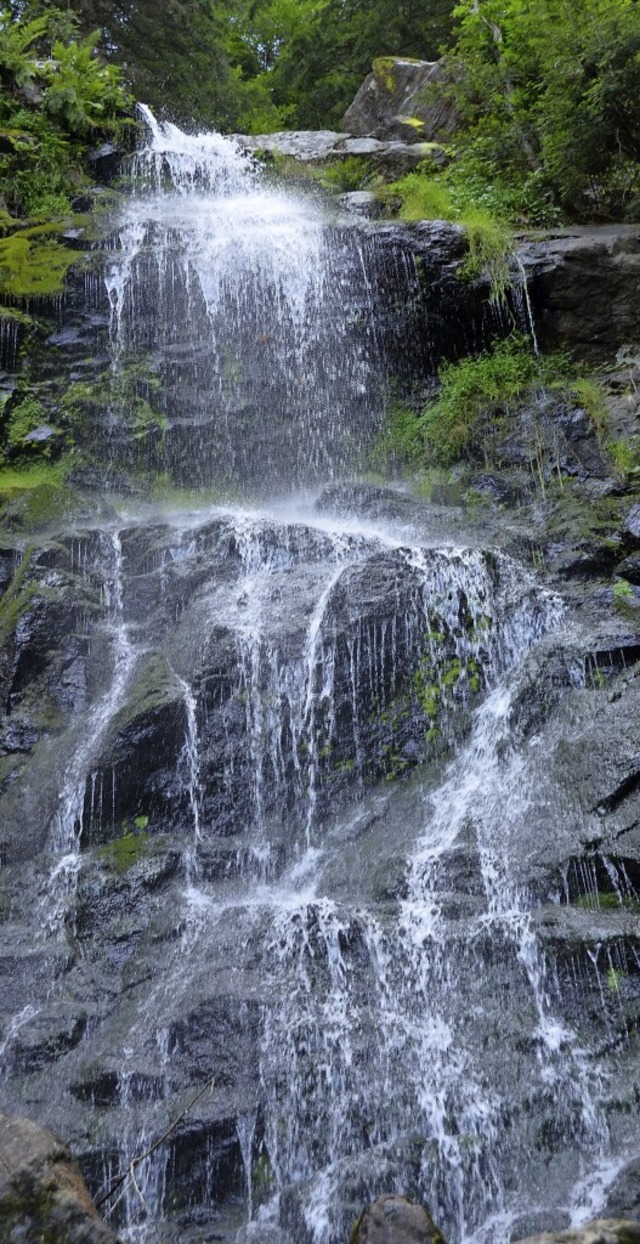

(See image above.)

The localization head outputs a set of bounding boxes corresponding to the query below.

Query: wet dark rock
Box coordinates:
[342,58,459,144]
[79,652,190,846]
[337,191,385,219]
[624,503,640,543]
[168,996,261,1091]
[468,473,523,507]
[614,554,640,585]
[88,142,122,182]
[315,482,429,525]
[0,1110,119,1243]
[350,1194,446,1244]
[521,226,640,359]
[162,1113,246,1214]
[365,219,640,362]
[10,1007,88,1074]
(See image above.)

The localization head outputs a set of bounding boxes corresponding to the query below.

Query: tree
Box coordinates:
[437,0,640,219]
[10,0,456,131]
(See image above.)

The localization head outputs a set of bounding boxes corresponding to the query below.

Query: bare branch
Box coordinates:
[96,1076,216,1212]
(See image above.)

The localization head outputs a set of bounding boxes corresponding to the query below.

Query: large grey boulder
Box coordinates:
[342,57,459,143]
[350,1194,446,1243]
[236,129,433,178]
[0,1110,119,1243]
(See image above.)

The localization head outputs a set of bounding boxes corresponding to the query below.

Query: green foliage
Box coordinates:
[0,4,133,246]
[460,208,512,298]
[0,9,49,84]
[570,377,608,438]
[393,337,540,467]
[320,157,370,193]
[575,890,640,911]
[0,227,77,297]
[608,436,640,480]
[607,966,627,993]
[60,362,167,443]
[371,397,426,471]
[42,34,130,134]
[380,168,513,301]
[434,0,640,221]
[0,461,67,495]
[99,829,153,874]
[376,339,588,470]
[0,548,36,645]
[5,394,46,448]
[613,577,636,607]
[382,171,455,222]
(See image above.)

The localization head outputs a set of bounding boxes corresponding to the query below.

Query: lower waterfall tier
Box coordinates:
[0,486,638,1243]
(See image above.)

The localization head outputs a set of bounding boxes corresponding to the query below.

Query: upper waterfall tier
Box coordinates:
[103,107,388,493]
[134,104,255,197]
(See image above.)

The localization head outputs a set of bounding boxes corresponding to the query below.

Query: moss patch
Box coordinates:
[0,227,78,298]
[0,474,80,532]
[98,830,155,874]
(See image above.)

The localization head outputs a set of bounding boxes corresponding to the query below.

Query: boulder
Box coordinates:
[371,219,640,363]
[521,225,640,360]
[350,1194,445,1243]
[513,1221,640,1244]
[342,58,459,143]
[0,1110,119,1243]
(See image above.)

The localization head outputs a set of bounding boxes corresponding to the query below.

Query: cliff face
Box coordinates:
[1,126,640,1244]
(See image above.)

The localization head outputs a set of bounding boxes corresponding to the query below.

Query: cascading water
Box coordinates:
[1,108,635,1244]
[104,108,384,492]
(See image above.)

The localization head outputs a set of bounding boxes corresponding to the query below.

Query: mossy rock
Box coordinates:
[0,471,119,534]
[97,828,155,874]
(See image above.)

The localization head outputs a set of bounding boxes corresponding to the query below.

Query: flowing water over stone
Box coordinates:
[103,108,387,492]
[1,111,639,1244]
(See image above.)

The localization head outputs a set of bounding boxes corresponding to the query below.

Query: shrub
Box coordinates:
[375,338,579,470]
[379,167,514,303]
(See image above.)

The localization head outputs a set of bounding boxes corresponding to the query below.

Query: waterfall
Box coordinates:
[0,109,631,1244]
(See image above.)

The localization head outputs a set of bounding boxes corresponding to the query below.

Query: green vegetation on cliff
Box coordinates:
[376,338,611,472]
[0,8,132,217]
[0,4,133,313]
